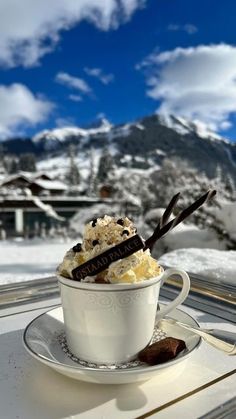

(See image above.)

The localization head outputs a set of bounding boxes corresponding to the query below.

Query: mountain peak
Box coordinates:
[158,113,226,142]
[33,117,113,147]
[85,116,112,131]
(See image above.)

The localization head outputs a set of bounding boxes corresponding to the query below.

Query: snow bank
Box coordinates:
[159,248,236,286]
[162,223,225,250]
[0,239,74,284]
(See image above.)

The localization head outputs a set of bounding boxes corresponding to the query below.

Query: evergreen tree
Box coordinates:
[97,146,115,183]
[19,153,36,172]
[87,148,97,196]
[0,144,4,162]
[4,155,19,174]
[0,144,5,174]
[9,158,19,174]
[214,164,226,196]
[225,173,236,200]
[66,144,80,186]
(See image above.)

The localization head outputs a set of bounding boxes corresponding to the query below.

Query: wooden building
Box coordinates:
[0,172,67,196]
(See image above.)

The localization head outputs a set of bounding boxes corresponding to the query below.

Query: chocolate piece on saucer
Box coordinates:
[138,337,186,365]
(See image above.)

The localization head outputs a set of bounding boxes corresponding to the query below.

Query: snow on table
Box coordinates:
[0,239,75,285]
[159,248,236,286]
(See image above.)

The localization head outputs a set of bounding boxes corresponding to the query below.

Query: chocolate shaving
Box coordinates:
[145,189,216,252]
[72,243,82,253]
[71,234,144,281]
[91,219,97,227]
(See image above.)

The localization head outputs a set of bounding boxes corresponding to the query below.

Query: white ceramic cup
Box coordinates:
[58,267,190,364]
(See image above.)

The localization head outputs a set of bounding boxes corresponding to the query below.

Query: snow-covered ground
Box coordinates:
[159,248,236,286]
[0,239,75,284]
[0,238,235,287]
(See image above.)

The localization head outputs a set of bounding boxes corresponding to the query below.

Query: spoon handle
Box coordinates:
[207,329,236,347]
[186,326,236,355]
[163,318,236,355]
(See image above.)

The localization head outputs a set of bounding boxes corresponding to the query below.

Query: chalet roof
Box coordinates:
[0,171,53,186]
[19,171,53,180]
[33,179,67,191]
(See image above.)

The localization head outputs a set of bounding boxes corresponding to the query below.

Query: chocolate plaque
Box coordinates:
[72,234,144,281]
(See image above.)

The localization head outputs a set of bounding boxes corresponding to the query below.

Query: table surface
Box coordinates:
[0,296,235,419]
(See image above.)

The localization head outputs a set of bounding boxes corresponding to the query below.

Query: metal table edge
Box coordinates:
[0,271,235,321]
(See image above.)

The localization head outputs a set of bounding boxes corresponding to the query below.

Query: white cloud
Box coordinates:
[183,24,198,35]
[96,112,106,119]
[167,23,198,34]
[167,24,179,31]
[0,84,53,139]
[56,117,75,127]
[69,94,83,102]
[0,0,146,68]
[55,72,92,95]
[84,67,114,84]
[137,44,236,131]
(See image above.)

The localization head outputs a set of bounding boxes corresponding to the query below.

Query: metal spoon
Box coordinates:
[160,318,236,355]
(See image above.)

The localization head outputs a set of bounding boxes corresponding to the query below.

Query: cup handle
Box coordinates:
[156,268,190,321]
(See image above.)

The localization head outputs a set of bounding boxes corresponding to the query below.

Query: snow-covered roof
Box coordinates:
[0,171,53,186]
[0,173,30,185]
[33,179,67,191]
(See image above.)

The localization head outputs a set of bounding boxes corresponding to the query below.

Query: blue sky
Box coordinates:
[1,0,236,140]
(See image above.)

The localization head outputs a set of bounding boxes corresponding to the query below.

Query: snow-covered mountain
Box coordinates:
[33,117,113,150]
[2,113,236,180]
[33,114,229,146]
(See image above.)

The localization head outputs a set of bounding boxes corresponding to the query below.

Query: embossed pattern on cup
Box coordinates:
[58,267,190,364]
[59,277,160,363]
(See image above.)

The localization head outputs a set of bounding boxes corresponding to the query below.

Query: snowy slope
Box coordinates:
[158,114,226,142]
[33,118,113,150]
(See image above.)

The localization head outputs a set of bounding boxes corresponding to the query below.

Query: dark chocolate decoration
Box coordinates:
[138,337,186,365]
[92,240,99,246]
[122,229,129,236]
[72,243,82,252]
[145,189,216,252]
[91,219,97,227]
[144,192,180,251]
[117,218,124,226]
[72,234,144,281]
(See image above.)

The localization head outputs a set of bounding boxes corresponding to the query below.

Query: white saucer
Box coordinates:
[23,306,201,384]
